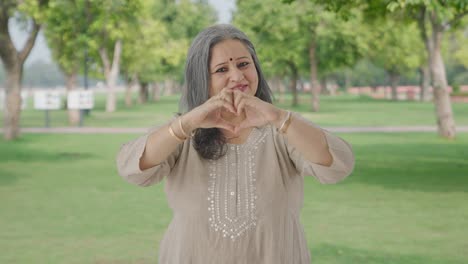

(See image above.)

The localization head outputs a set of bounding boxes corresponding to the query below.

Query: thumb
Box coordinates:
[216,119,236,133]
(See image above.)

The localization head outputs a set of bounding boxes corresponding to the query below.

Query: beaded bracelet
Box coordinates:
[278,111,292,134]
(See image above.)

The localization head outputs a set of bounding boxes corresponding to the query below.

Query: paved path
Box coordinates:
[4,126,468,134]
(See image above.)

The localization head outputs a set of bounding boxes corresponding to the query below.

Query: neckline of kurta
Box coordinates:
[207,125,271,241]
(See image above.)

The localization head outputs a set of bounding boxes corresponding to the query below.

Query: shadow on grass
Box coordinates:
[0,137,95,186]
[346,142,468,193]
[0,151,94,186]
[0,168,20,186]
[0,146,94,163]
[312,243,462,264]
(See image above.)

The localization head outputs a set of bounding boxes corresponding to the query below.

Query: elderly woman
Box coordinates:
[116,24,354,264]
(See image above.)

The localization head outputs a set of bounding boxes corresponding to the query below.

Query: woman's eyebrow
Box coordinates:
[213,61,228,68]
[235,56,249,60]
[213,56,250,68]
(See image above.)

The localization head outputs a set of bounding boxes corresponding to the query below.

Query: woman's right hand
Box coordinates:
[181,89,237,133]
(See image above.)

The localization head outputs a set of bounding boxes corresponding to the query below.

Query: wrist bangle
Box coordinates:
[178,117,190,138]
[168,124,185,142]
[278,111,292,134]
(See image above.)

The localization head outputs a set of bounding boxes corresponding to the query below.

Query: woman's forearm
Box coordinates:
[274,110,333,167]
[139,119,188,170]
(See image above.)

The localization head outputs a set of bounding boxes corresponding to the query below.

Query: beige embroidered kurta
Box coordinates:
[116,122,355,264]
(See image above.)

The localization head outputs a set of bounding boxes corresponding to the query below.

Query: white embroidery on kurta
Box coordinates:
[207,127,269,241]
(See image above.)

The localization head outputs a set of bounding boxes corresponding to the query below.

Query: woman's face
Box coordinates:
[208,39,259,98]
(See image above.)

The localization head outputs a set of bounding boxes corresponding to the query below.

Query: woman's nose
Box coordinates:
[229,66,244,82]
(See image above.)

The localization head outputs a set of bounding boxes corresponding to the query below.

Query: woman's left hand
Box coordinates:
[232,90,286,134]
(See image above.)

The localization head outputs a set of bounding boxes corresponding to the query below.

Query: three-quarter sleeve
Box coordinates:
[286,129,355,184]
[116,131,182,187]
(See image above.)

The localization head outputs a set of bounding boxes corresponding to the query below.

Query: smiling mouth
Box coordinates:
[232,84,248,92]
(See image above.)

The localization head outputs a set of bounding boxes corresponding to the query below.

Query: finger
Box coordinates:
[236,99,246,116]
[233,90,244,114]
[218,99,236,114]
[223,89,235,108]
[216,120,236,132]
[207,95,235,114]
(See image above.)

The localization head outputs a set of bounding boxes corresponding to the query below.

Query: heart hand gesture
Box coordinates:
[182,88,286,136]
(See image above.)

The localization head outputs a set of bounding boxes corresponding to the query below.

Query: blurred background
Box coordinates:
[1,0,467,263]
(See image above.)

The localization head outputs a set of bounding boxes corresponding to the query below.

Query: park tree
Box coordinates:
[234,0,307,107]
[84,0,141,113]
[235,0,366,110]
[359,0,468,138]
[44,0,88,125]
[366,19,422,100]
[394,0,468,139]
[120,0,171,105]
[0,0,49,140]
[120,0,216,104]
[320,0,468,138]
[158,0,217,96]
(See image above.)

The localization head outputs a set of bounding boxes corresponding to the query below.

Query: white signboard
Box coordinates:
[1,90,29,111]
[21,91,28,110]
[34,90,62,110]
[67,90,94,110]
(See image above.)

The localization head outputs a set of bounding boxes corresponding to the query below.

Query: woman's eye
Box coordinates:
[238,62,250,68]
[215,67,227,73]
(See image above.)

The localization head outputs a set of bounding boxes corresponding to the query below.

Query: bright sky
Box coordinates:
[10,0,235,65]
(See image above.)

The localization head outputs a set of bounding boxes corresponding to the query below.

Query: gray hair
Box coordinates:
[179,24,273,112]
[179,24,273,160]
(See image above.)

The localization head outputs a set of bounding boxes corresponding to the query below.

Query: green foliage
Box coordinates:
[17,0,50,23]
[121,0,217,83]
[366,19,423,77]
[234,0,367,80]
[234,0,306,77]
[22,61,65,87]
[348,59,388,87]
[451,25,468,68]
[44,0,87,75]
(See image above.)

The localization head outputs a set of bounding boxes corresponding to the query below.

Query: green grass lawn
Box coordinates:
[4,92,468,128]
[1,132,467,264]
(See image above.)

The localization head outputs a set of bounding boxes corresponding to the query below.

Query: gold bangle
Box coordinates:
[168,124,185,142]
[178,117,190,138]
[278,111,292,134]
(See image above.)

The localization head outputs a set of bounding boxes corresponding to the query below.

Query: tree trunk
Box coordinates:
[65,72,80,126]
[278,77,286,104]
[288,63,298,107]
[418,8,455,138]
[344,69,351,93]
[268,78,278,93]
[124,83,133,107]
[0,16,40,140]
[99,39,122,113]
[430,28,456,139]
[320,77,327,95]
[309,39,320,112]
[139,82,149,104]
[152,82,160,102]
[389,71,400,101]
[164,79,174,96]
[124,74,135,107]
[4,66,22,139]
[419,64,431,101]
